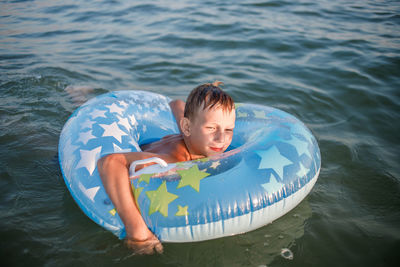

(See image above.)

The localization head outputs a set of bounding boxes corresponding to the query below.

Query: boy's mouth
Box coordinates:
[210,147,223,152]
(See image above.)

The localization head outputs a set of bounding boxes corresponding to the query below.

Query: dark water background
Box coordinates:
[1,0,399,266]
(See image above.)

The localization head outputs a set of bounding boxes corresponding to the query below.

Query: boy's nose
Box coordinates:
[214,130,225,143]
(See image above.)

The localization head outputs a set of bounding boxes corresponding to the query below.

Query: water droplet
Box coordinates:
[281,248,293,260]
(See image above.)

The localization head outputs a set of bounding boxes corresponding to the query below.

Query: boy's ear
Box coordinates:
[180,117,191,136]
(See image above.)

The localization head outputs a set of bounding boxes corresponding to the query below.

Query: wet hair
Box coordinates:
[184,81,235,120]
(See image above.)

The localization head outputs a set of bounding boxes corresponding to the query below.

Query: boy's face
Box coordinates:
[185,105,236,158]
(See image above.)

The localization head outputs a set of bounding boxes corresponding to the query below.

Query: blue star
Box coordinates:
[255,146,293,179]
[285,136,311,158]
[296,162,309,178]
[261,173,284,194]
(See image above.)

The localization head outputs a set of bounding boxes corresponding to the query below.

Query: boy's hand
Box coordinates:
[125,236,163,255]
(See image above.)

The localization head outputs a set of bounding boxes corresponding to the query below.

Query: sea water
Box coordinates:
[0,0,399,266]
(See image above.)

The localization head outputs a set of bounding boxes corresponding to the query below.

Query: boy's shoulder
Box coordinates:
[142,134,189,162]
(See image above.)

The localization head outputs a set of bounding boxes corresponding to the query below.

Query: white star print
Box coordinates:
[129,140,141,151]
[81,119,96,129]
[106,103,125,116]
[117,116,131,132]
[78,182,100,202]
[210,161,221,169]
[255,146,293,179]
[77,130,96,145]
[119,101,129,108]
[113,143,132,153]
[128,114,137,126]
[90,109,107,119]
[76,146,102,175]
[99,122,128,143]
[61,137,79,180]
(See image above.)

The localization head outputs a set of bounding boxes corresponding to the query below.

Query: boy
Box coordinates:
[97,82,236,254]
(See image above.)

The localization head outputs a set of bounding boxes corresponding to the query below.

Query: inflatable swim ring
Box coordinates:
[59,90,321,242]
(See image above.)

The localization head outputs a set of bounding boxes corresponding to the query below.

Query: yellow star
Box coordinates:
[109,208,117,216]
[146,181,178,217]
[138,173,152,184]
[175,205,189,216]
[176,165,210,192]
[253,110,266,119]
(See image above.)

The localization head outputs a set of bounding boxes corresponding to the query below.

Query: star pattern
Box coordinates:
[117,116,131,132]
[128,114,137,126]
[176,165,210,192]
[90,109,107,119]
[77,130,96,145]
[132,184,143,211]
[112,143,131,153]
[76,146,102,175]
[175,205,189,216]
[210,161,221,169]
[106,103,125,116]
[81,119,96,129]
[99,122,128,143]
[261,173,284,195]
[237,111,248,118]
[296,162,309,178]
[139,173,152,184]
[253,110,266,119]
[285,136,311,158]
[255,146,293,179]
[146,181,178,217]
[78,182,100,202]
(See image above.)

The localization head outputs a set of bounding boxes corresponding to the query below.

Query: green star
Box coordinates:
[175,205,189,216]
[235,103,243,108]
[194,157,209,163]
[138,173,152,184]
[146,181,178,217]
[253,110,266,119]
[131,184,143,210]
[176,165,210,192]
[237,110,248,118]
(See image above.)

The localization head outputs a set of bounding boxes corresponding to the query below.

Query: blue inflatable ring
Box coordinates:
[59,90,321,242]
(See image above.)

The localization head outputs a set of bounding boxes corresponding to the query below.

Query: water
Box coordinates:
[0,0,399,266]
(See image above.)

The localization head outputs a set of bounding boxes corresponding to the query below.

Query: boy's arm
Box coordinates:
[97,152,164,254]
[169,99,185,133]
